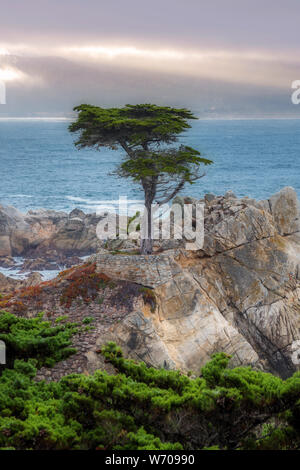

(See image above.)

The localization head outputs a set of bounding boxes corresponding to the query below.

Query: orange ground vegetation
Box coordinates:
[59,263,113,308]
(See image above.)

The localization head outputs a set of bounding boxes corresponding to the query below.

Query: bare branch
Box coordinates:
[155,178,186,205]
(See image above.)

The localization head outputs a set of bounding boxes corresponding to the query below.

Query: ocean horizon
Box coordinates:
[0,118,299,214]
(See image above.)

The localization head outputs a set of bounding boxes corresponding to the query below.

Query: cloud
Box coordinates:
[0,39,299,117]
[0,0,299,116]
[0,67,24,82]
[1,42,300,90]
[0,48,10,56]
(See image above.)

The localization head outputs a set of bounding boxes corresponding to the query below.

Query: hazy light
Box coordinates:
[1,42,300,90]
[64,45,185,60]
[0,68,24,82]
[62,45,296,63]
[0,48,10,56]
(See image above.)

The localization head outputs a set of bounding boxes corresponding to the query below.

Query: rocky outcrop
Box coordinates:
[0,205,30,257]
[0,204,105,259]
[94,187,300,378]
[0,256,17,268]
[0,271,43,294]
[94,253,182,288]
[1,187,299,380]
[0,273,19,293]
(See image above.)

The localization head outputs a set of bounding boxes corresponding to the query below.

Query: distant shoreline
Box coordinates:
[1,116,300,121]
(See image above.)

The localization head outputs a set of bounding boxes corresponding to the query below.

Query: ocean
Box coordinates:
[0,118,299,214]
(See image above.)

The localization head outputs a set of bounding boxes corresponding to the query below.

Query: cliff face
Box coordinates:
[0,187,299,380]
[95,187,300,378]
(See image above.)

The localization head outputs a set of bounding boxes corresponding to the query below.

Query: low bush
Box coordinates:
[0,312,299,450]
[0,311,77,369]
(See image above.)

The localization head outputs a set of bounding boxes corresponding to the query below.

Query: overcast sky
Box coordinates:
[1,0,300,117]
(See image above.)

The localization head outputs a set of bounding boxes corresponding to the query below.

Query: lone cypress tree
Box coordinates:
[69,103,213,254]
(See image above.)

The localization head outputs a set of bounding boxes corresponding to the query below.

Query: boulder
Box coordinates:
[103,238,138,252]
[0,271,42,295]
[0,256,16,268]
[20,258,59,272]
[69,208,86,219]
[0,204,32,256]
[204,193,216,203]
[269,186,300,235]
[21,272,43,288]
[0,273,19,294]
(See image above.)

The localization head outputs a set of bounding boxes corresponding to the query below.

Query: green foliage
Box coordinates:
[69,103,212,186]
[0,361,182,450]
[100,344,300,450]
[117,146,212,183]
[0,311,77,368]
[0,312,299,450]
[69,103,197,149]
[115,427,183,450]
[82,317,94,325]
[55,315,69,324]
[127,211,140,234]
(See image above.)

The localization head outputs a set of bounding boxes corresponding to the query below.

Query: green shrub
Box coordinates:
[0,311,77,368]
[0,311,299,450]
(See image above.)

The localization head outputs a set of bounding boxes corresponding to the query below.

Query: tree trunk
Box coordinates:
[140,183,155,255]
[140,237,153,255]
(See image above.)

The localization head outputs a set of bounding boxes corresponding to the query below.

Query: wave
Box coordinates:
[66,196,143,205]
[66,196,92,203]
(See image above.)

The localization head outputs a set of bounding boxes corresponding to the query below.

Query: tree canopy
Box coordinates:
[69,103,198,149]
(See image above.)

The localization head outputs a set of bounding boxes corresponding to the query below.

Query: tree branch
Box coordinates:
[155,178,186,205]
[118,139,137,159]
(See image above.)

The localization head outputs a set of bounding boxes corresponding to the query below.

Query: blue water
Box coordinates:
[0,119,299,213]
